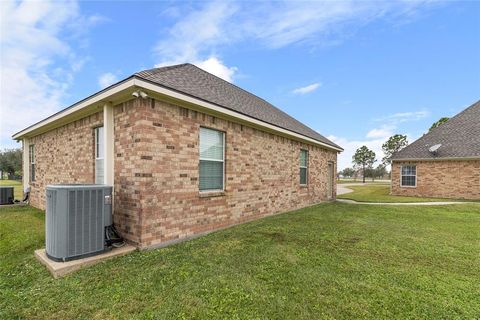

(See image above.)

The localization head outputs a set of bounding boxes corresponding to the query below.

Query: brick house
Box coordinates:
[391,100,480,200]
[13,64,343,249]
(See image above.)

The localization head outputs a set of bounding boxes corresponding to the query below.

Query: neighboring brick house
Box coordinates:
[13,64,343,249]
[391,100,480,200]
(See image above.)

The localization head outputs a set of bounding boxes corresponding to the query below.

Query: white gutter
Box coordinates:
[134,78,343,152]
[392,157,480,162]
[12,76,343,152]
[12,78,136,140]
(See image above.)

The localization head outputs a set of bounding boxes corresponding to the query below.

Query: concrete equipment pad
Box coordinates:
[35,245,136,278]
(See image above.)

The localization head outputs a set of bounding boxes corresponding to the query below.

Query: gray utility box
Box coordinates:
[46,184,113,262]
[0,186,14,205]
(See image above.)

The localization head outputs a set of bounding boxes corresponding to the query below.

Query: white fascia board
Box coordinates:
[392,157,480,162]
[12,78,136,140]
[133,78,343,152]
[12,76,343,152]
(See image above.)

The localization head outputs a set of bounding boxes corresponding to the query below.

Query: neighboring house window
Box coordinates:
[401,165,416,187]
[199,127,224,191]
[300,149,308,185]
[29,144,35,182]
[95,127,104,184]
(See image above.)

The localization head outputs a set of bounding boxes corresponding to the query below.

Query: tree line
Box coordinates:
[340,117,450,183]
[342,134,408,183]
[0,117,450,182]
[0,148,22,180]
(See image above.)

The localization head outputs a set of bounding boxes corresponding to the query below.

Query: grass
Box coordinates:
[0,179,23,200]
[337,179,390,184]
[337,184,464,203]
[1,203,480,319]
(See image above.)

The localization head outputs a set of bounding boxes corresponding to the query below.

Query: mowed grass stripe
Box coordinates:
[1,203,479,319]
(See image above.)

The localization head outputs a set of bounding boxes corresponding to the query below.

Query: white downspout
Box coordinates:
[22,138,29,193]
[103,103,114,188]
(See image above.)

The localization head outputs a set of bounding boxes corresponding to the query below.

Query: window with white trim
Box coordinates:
[29,144,35,182]
[199,127,224,191]
[300,149,308,185]
[95,127,104,184]
[401,165,416,187]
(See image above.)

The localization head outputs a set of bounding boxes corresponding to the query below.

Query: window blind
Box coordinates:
[401,165,416,187]
[199,128,224,191]
[29,145,35,182]
[300,149,308,185]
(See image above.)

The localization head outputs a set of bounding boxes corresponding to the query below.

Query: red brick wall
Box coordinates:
[113,99,147,244]
[391,160,480,200]
[113,98,337,248]
[27,98,337,248]
[27,112,103,209]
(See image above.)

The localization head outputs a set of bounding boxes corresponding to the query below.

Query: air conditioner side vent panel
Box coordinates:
[46,185,112,262]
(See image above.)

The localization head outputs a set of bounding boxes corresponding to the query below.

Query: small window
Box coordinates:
[199,127,224,191]
[300,149,308,185]
[95,127,104,184]
[401,165,416,187]
[29,144,35,182]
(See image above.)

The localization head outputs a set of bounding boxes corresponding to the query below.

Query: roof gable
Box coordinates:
[135,64,341,150]
[13,63,342,151]
[392,100,480,160]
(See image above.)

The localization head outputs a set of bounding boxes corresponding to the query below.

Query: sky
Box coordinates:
[1,0,479,170]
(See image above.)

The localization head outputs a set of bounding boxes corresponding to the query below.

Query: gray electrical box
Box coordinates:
[0,186,14,205]
[45,184,113,262]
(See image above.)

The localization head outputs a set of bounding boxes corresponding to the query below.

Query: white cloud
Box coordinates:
[366,125,394,139]
[194,57,238,82]
[155,56,238,83]
[98,72,118,89]
[375,110,429,124]
[328,135,385,172]
[331,109,428,170]
[331,131,421,172]
[0,0,100,148]
[153,1,438,82]
[153,2,239,82]
[292,83,321,95]
[154,2,238,64]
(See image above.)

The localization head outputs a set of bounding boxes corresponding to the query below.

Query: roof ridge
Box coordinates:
[392,99,480,160]
[133,63,341,149]
[186,64,329,139]
[186,63,279,108]
[427,99,480,136]
[135,63,189,77]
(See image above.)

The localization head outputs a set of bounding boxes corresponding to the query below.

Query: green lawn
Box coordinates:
[337,184,464,203]
[337,179,390,184]
[0,179,23,200]
[1,203,480,319]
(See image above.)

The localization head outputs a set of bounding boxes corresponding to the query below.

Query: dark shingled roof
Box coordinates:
[392,100,480,160]
[135,63,341,150]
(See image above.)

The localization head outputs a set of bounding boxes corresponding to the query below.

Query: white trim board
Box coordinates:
[392,157,480,162]
[135,79,342,152]
[399,165,417,188]
[12,77,343,152]
[12,78,136,140]
[22,139,29,191]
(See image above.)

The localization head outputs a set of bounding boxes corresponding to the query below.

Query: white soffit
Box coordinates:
[13,77,343,152]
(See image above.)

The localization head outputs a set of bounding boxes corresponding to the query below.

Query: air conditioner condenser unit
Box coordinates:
[0,186,14,205]
[45,184,116,262]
